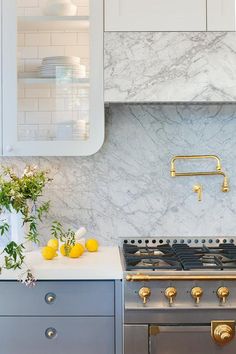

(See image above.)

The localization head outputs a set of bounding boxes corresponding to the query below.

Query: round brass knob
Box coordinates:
[191,287,203,304]
[213,325,234,345]
[139,287,151,304]
[217,287,229,304]
[165,287,177,305]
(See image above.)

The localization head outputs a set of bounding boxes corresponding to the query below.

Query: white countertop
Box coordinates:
[0,246,123,280]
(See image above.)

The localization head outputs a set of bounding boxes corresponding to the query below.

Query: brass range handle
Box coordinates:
[211,321,235,346]
[191,287,203,304]
[217,287,230,304]
[45,327,57,339]
[139,287,151,304]
[165,287,177,305]
[45,292,56,304]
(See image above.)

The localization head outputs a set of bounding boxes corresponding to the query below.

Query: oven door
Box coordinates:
[150,323,236,354]
[124,325,149,354]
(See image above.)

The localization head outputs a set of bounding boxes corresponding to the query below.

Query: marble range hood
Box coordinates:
[104,32,236,103]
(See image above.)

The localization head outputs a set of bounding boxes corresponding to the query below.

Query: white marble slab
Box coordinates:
[104,32,236,102]
[0,246,123,280]
[1,104,236,245]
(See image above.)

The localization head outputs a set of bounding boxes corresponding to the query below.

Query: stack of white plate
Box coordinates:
[39,56,83,78]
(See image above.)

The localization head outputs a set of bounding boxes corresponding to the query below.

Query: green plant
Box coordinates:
[0,165,52,276]
[51,221,76,246]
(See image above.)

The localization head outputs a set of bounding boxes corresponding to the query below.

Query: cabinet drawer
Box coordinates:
[0,317,115,354]
[0,281,114,316]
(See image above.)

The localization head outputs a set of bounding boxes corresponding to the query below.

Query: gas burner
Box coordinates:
[123,240,236,271]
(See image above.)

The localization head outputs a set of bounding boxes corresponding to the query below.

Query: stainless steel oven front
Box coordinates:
[125,321,236,354]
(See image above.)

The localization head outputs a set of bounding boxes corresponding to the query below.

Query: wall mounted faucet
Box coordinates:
[170,155,229,193]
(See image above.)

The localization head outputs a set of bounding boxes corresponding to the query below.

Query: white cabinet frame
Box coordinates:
[2,0,104,156]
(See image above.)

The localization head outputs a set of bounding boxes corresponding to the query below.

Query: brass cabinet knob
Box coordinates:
[213,324,234,345]
[139,287,151,304]
[165,287,177,305]
[45,293,56,304]
[217,287,230,304]
[191,287,203,304]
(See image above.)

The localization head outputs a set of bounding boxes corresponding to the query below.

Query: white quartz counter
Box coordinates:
[0,246,123,280]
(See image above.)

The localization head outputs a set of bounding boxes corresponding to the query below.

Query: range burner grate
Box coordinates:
[123,241,236,271]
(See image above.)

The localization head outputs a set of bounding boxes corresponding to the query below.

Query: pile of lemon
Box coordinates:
[42,239,99,260]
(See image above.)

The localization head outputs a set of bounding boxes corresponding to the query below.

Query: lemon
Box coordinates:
[42,246,57,260]
[85,239,99,252]
[69,243,84,258]
[60,244,71,257]
[47,239,59,251]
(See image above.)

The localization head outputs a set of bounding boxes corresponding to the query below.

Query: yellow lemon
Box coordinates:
[69,243,82,258]
[42,246,57,260]
[85,239,99,252]
[60,244,71,257]
[47,239,59,251]
[69,243,84,258]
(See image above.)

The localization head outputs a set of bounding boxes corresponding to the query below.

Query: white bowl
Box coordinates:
[44,2,78,16]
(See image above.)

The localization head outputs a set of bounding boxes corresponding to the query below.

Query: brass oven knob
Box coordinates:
[139,287,151,304]
[213,324,234,345]
[191,287,203,304]
[217,287,229,304]
[165,287,177,305]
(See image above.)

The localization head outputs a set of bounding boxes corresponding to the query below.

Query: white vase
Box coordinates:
[10,211,38,253]
[44,0,78,16]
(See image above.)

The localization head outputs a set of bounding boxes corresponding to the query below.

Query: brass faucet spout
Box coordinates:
[170,155,229,193]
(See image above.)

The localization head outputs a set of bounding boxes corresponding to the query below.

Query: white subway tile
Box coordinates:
[39,98,64,111]
[17,0,38,7]
[18,112,25,124]
[17,34,25,46]
[38,46,65,58]
[77,33,89,46]
[18,98,38,111]
[25,88,51,98]
[18,47,38,59]
[51,33,77,46]
[25,33,51,46]
[25,112,52,124]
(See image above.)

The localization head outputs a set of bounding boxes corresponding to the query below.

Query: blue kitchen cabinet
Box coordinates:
[0,280,122,354]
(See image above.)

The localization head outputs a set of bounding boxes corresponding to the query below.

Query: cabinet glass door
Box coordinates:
[2,0,104,156]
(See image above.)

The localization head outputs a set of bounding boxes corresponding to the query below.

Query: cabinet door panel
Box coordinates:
[0,317,114,354]
[105,0,207,31]
[2,0,104,156]
[207,0,236,31]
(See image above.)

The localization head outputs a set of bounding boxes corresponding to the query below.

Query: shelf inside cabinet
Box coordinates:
[18,75,89,87]
[18,16,90,31]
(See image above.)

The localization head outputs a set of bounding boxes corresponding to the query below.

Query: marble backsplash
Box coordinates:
[1,104,236,245]
[104,32,236,102]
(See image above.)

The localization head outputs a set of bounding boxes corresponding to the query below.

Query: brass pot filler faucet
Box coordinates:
[170,155,229,201]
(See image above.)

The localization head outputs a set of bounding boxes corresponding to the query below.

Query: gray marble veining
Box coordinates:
[104,32,236,102]
[2,104,236,245]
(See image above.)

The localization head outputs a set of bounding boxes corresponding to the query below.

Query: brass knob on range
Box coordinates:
[212,323,235,345]
[191,287,203,304]
[165,287,177,305]
[217,287,230,304]
[139,287,151,304]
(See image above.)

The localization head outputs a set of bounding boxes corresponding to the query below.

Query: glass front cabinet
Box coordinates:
[1,0,104,156]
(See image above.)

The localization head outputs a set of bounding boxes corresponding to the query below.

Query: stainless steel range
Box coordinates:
[122,237,236,354]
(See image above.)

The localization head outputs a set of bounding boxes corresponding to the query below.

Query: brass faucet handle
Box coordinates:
[193,184,202,202]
